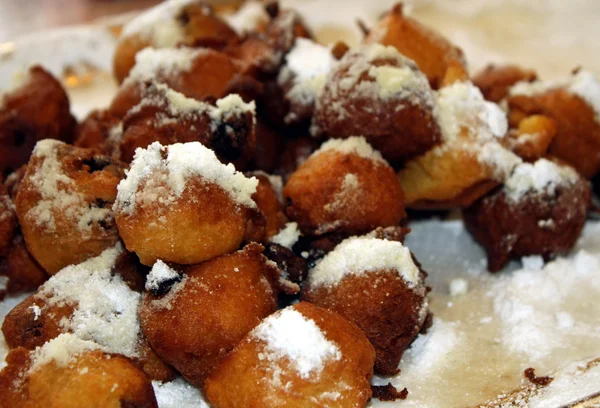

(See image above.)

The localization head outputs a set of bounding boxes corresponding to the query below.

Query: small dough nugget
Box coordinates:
[204,302,375,408]
[364,3,468,89]
[0,66,75,178]
[15,140,125,274]
[113,0,238,83]
[312,44,440,163]
[117,83,256,166]
[0,334,157,408]
[303,236,429,375]
[139,243,279,387]
[464,159,591,272]
[114,141,263,265]
[506,70,600,178]
[284,136,405,237]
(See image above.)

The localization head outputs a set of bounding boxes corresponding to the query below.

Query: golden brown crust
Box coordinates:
[249,173,287,240]
[502,115,556,162]
[74,109,121,152]
[204,302,376,408]
[303,271,427,375]
[0,347,158,408]
[15,143,125,274]
[0,233,48,295]
[139,243,279,387]
[115,177,254,266]
[284,151,406,236]
[473,64,537,103]
[113,1,239,84]
[0,66,76,178]
[364,3,468,89]
[464,176,591,272]
[507,88,600,178]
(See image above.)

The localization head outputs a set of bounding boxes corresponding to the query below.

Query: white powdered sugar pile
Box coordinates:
[208,94,256,126]
[434,81,522,180]
[114,141,258,215]
[153,378,210,408]
[121,0,199,48]
[252,307,341,379]
[271,222,300,249]
[309,236,421,288]
[311,136,386,164]
[146,260,180,293]
[503,158,580,201]
[124,47,204,85]
[36,244,142,358]
[29,333,105,373]
[489,246,600,362]
[25,139,112,233]
[278,38,336,121]
[223,1,270,35]
[509,70,600,123]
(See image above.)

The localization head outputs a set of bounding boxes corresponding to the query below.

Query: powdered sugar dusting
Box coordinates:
[153,378,210,408]
[309,236,421,288]
[504,158,579,201]
[223,1,270,35]
[29,333,104,373]
[509,70,600,123]
[25,139,112,233]
[114,141,258,215]
[37,244,142,358]
[146,260,180,293]
[121,0,198,48]
[271,222,300,249]
[312,136,386,164]
[124,47,204,85]
[252,307,341,379]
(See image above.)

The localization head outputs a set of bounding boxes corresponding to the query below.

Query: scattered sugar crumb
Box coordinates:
[309,236,422,288]
[153,378,210,408]
[271,222,301,249]
[449,278,469,296]
[28,305,41,321]
[252,307,341,379]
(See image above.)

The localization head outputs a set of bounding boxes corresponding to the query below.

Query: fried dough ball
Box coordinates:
[1,245,175,381]
[110,47,260,119]
[277,38,336,125]
[224,9,312,76]
[364,3,468,89]
[303,236,428,375]
[464,159,591,272]
[284,137,405,237]
[275,135,319,180]
[114,141,262,266]
[204,302,375,408]
[506,70,600,178]
[0,335,157,408]
[74,109,121,152]
[251,120,284,172]
[312,44,441,163]
[247,172,287,240]
[0,66,76,178]
[113,0,238,83]
[139,243,279,387]
[473,64,537,103]
[398,81,523,209]
[0,234,48,296]
[14,140,125,274]
[117,83,256,167]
